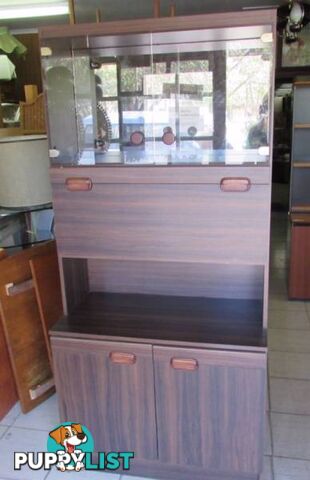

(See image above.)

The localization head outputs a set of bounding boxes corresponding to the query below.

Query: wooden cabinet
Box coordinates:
[51,337,266,477]
[289,214,310,299]
[290,82,310,213]
[51,337,157,461]
[154,347,266,475]
[41,9,276,480]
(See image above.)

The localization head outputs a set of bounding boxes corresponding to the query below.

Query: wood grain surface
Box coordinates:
[40,9,276,39]
[289,224,310,299]
[154,345,265,475]
[0,242,56,413]
[50,292,266,350]
[87,259,264,300]
[52,182,270,264]
[0,250,17,420]
[30,250,63,366]
[52,337,157,460]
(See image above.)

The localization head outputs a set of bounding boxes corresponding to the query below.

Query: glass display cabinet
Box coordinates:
[40,9,276,480]
[42,19,273,167]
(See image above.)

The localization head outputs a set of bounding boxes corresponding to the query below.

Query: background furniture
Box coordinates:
[20,85,46,134]
[290,80,310,213]
[42,10,276,480]
[0,248,17,419]
[289,213,310,299]
[0,241,62,415]
[288,81,310,299]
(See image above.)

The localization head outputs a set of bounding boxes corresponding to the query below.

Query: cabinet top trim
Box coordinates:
[39,10,277,40]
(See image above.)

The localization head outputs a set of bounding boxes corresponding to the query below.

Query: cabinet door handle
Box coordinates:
[109,352,136,365]
[171,358,198,371]
[5,279,34,297]
[220,177,251,192]
[65,177,92,192]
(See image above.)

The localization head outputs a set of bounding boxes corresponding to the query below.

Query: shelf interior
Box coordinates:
[52,291,265,349]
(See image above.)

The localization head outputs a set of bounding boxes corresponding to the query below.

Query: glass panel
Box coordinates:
[41,39,79,164]
[43,26,273,166]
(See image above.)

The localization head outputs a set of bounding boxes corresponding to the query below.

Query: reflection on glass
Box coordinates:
[43,29,273,166]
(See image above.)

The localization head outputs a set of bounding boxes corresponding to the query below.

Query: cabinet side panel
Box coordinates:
[62,258,89,313]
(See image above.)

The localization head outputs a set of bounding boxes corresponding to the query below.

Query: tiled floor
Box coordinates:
[1,212,309,480]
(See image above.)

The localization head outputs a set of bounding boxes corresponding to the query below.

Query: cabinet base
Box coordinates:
[120,460,260,480]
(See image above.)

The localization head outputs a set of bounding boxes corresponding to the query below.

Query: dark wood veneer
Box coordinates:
[52,179,270,264]
[40,10,276,39]
[51,292,266,350]
[52,338,157,460]
[154,345,265,473]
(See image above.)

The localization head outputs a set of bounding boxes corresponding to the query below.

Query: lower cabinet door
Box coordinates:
[153,346,266,476]
[51,337,157,460]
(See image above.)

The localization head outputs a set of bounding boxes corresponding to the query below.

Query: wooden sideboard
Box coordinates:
[41,9,276,479]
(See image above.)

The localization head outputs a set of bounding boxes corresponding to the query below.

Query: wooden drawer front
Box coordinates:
[51,337,157,461]
[154,346,266,475]
[52,182,270,263]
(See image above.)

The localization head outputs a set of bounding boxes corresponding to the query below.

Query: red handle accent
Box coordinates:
[220,177,251,192]
[65,177,92,192]
[171,358,198,371]
[109,352,136,365]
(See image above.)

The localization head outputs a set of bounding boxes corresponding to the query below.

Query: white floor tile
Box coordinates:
[273,456,310,480]
[270,378,310,415]
[271,413,310,460]
[0,426,8,439]
[0,427,48,479]
[47,469,120,479]
[268,351,310,380]
[0,403,21,427]
[268,309,310,330]
[260,456,273,480]
[268,298,306,312]
[268,329,310,353]
[265,414,272,456]
[12,395,59,432]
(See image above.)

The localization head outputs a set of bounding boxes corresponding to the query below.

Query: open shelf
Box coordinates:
[51,292,266,350]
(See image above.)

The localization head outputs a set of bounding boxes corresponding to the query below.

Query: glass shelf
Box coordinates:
[42,25,273,167]
[0,204,54,251]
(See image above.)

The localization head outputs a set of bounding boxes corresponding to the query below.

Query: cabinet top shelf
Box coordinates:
[51,292,266,351]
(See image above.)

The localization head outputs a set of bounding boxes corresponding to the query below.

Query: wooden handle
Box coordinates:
[109,352,136,365]
[5,279,34,297]
[65,177,92,192]
[220,177,251,192]
[29,377,55,400]
[171,358,198,371]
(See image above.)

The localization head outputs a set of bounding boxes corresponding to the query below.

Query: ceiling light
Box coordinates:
[0,3,69,20]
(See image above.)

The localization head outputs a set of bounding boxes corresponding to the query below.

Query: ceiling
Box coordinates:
[0,0,288,31]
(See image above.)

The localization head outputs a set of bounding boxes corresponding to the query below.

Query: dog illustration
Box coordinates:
[49,423,87,471]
